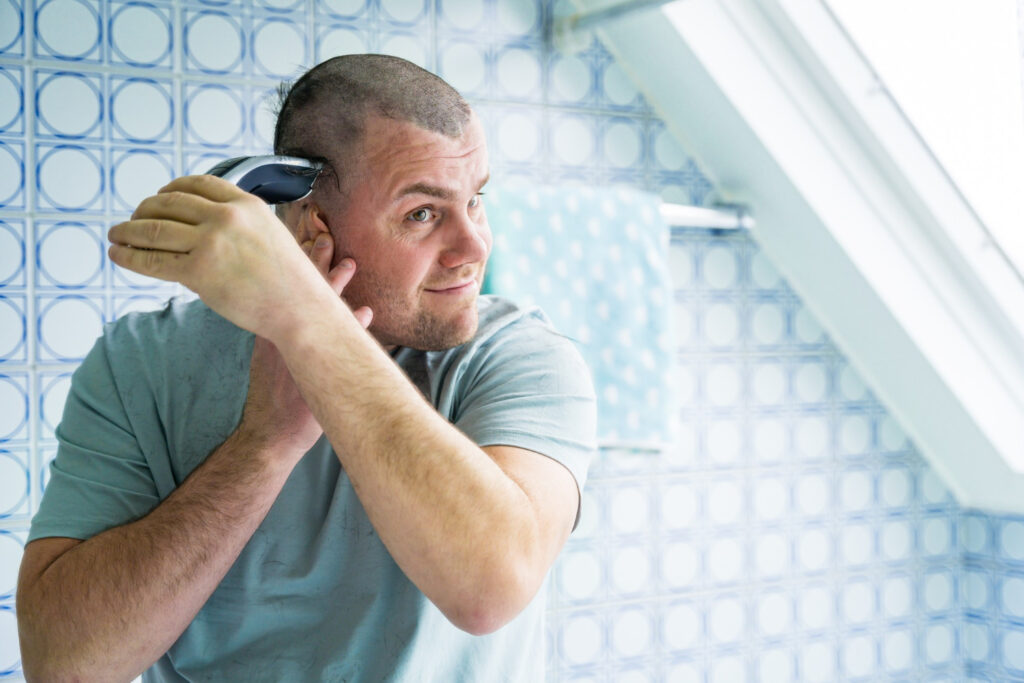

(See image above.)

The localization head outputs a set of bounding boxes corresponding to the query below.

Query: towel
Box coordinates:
[482,183,675,449]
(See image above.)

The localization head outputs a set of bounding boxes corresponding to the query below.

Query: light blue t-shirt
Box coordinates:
[29,295,597,682]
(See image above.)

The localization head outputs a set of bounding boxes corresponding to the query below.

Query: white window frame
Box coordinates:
[570,0,1024,511]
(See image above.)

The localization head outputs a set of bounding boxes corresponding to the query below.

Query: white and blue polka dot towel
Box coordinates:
[483,183,676,449]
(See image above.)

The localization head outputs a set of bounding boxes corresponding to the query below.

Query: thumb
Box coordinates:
[326,258,357,296]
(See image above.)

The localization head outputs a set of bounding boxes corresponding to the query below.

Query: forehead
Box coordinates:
[359,114,488,184]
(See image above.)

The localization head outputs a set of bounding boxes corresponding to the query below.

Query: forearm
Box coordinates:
[275,296,543,633]
[18,429,295,682]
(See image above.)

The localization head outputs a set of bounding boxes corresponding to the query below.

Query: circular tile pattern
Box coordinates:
[37,145,103,210]
[253,19,306,77]
[603,121,641,167]
[0,70,21,132]
[0,378,27,439]
[752,418,786,462]
[0,1,21,53]
[496,0,537,34]
[663,602,700,649]
[379,33,427,69]
[756,591,791,635]
[440,42,486,94]
[496,112,538,162]
[0,298,23,359]
[36,72,102,138]
[0,606,19,671]
[320,0,366,17]
[705,364,740,406]
[551,117,593,166]
[440,0,484,30]
[755,533,788,576]
[603,61,640,107]
[496,48,540,97]
[611,546,649,593]
[186,85,245,146]
[753,478,787,520]
[381,0,425,23]
[883,576,913,617]
[110,2,172,66]
[0,451,27,516]
[0,222,22,283]
[559,549,601,601]
[112,149,174,210]
[41,373,71,435]
[562,614,602,665]
[703,303,739,347]
[751,303,784,344]
[550,54,590,102]
[38,296,104,359]
[36,0,100,59]
[185,12,244,73]
[111,79,173,142]
[612,609,650,657]
[706,419,741,464]
[317,26,368,59]
[38,221,103,286]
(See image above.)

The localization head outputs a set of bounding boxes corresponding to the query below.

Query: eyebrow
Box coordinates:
[396,173,490,202]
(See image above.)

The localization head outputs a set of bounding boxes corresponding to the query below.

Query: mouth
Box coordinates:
[425,279,478,295]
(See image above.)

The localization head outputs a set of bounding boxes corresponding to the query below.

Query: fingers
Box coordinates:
[157,175,249,204]
[108,243,187,282]
[326,258,357,295]
[108,219,197,253]
[352,306,373,329]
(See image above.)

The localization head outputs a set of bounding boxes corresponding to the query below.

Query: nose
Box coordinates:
[439,210,490,270]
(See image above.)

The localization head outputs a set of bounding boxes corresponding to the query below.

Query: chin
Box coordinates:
[379,309,479,352]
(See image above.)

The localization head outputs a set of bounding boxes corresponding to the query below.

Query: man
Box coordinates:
[16,54,596,681]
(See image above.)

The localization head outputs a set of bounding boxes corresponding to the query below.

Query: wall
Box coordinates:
[0,0,1023,680]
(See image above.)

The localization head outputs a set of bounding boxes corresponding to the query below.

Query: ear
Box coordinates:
[292,203,332,245]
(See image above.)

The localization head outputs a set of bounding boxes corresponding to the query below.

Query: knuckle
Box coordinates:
[145,221,163,245]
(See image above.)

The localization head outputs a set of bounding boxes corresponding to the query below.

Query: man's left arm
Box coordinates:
[108,175,592,635]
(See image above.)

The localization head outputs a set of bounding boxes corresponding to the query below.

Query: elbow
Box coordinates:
[444,559,542,636]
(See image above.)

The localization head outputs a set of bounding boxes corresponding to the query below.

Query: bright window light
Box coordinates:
[824,0,1024,270]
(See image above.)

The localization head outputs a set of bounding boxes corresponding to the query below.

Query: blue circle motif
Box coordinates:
[36,294,106,361]
[110,77,175,143]
[35,70,104,139]
[34,0,102,61]
[184,83,247,147]
[36,221,105,288]
[36,144,105,212]
[0,450,29,518]
[184,10,245,75]
[0,221,25,286]
[108,2,173,68]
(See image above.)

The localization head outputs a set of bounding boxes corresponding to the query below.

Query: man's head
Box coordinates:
[274,55,491,351]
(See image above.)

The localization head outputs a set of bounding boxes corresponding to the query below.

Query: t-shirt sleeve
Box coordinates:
[28,335,160,543]
[452,318,598,508]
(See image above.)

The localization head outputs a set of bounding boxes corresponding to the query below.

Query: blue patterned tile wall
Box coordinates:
[1,0,1023,679]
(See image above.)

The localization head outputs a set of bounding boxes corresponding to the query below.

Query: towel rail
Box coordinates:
[660,203,754,230]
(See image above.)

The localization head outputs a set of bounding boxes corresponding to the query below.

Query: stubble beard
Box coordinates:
[347,271,480,351]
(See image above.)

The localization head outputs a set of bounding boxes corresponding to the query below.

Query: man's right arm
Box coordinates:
[16,425,296,682]
[17,236,364,682]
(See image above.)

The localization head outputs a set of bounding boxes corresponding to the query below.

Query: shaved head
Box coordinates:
[274,54,472,202]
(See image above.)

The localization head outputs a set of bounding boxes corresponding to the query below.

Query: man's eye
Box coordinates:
[468,193,483,209]
[408,208,432,223]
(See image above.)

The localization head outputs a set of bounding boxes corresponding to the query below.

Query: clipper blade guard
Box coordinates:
[205,155,324,204]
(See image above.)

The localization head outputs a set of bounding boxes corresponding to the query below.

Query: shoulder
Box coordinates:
[98,296,251,390]
[455,296,594,392]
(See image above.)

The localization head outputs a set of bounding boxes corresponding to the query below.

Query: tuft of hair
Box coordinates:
[273,54,472,184]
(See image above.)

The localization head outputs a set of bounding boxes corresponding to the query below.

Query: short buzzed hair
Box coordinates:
[274,54,472,197]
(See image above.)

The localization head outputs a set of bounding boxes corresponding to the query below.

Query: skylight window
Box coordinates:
[823,0,1024,271]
